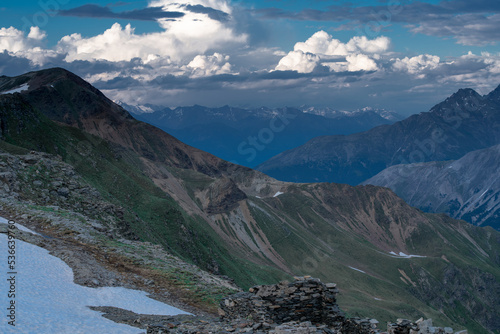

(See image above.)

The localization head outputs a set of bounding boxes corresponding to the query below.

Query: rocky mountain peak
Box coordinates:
[444,87,482,105]
[429,87,483,116]
[486,83,500,103]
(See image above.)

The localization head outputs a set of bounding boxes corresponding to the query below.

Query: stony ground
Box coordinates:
[0,150,240,323]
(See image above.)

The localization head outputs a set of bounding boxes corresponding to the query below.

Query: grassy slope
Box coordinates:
[0,97,285,288]
[204,183,498,332]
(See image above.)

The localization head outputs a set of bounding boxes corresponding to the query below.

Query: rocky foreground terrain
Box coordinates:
[0,149,240,316]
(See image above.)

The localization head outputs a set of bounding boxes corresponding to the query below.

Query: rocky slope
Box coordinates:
[0,147,240,317]
[1,68,499,333]
[363,144,500,230]
[256,86,500,185]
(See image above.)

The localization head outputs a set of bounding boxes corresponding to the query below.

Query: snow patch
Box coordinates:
[389,251,426,259]
[0,217,41,236]
[348,266,366,274]
[137,105,155,113]
[273,191,284,197]
[0,232,189,333]
[0,83,29,95]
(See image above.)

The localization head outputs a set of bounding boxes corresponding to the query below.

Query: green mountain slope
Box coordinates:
[1,68,499,333]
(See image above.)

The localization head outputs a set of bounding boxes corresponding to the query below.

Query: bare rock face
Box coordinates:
[205,177,247,214]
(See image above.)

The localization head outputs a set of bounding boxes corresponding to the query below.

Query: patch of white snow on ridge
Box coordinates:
[0,83,29,95]
[0,232,189,334]
[273,191,284,197]
[389,251,426,259]
[348,266,366,274]
[0,217,42,236]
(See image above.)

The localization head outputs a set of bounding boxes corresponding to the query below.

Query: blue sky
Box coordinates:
[2,0,500,115]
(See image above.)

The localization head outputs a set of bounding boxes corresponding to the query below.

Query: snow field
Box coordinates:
[0,224,189,334]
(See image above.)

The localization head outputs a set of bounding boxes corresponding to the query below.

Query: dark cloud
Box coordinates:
[254,0,500,46]
[184,4,229,22]
[57,4,184,21]
[440,0,500,12]
[409,13,500,46]
[0,52,37,76]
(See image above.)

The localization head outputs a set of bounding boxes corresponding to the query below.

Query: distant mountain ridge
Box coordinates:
[300,106,403,122]
[118,103,403,167]
[364,144,500,230]
[257,85,500,185]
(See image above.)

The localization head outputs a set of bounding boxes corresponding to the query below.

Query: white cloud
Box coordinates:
[346,36,391,54]
[294,31,348,56]
[56,0,246,64]
[392,54,441,74]
[346,54,379,71]
[0,27,35,53]
[84,71,123,83]
[276,31,388,73]
[186,53,233,77]
[481,52,500,74]
[0,26,56,65]
[27,26,47,41]
[275,50,320,73]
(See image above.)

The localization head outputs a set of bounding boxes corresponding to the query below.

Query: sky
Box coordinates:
[1,0,500,115]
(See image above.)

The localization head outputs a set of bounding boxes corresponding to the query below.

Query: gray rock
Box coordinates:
[57,187,70,197]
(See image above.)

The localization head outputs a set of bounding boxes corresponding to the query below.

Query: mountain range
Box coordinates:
[364,144,500,230]
[120,103,402,167]
[0,68,499,333]
[257,87,500,186]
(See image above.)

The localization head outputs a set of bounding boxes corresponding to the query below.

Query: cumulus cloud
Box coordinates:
[56,0,247,64]
[27,27,47,40]
[276,31,389,73]
[0,26,57,65]
[275,50,320,73]
[186,53,233,77]
[1,27,40,53]
[293,31,348,56]
[393,54,441,74]
[345,54,378,72]
[346,36,391,54]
